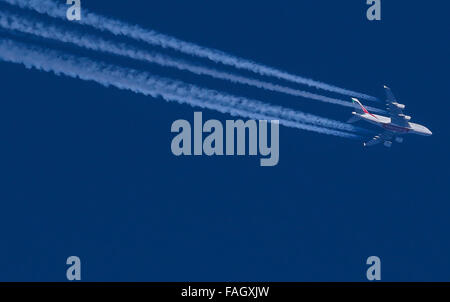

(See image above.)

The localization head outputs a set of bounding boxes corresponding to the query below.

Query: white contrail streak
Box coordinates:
[0,38,364,138]
[0,11,384,113]
[0,12,383,113]
[0,0,379,102]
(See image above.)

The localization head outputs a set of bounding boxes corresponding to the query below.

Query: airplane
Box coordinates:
[348,85,432,147]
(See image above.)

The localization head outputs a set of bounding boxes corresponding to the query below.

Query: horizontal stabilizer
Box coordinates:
[347,115,361,124]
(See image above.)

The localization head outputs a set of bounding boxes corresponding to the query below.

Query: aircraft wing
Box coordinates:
[364,131,393,147]
[384,85,410,127]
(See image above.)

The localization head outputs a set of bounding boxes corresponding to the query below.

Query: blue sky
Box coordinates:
[0,0,449,281]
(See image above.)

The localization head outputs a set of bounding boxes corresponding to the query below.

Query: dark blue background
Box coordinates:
[0,0,449,281]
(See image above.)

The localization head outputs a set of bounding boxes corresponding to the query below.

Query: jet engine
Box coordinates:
[384,141,392,148]
[395,137,404,143]
[393,102,406,109]
[399,114,411,121]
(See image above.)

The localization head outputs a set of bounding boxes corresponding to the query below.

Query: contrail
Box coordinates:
[0,0,379,102]
[0,11,384,113]
[0,38,364,138]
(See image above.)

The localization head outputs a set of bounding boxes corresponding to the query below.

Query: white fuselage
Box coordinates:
[353,112,432,136]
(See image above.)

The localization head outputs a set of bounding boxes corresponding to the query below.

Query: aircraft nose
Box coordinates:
[426,128,432,136]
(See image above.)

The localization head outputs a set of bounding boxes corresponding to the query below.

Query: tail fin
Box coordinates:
[352,98,370,114]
